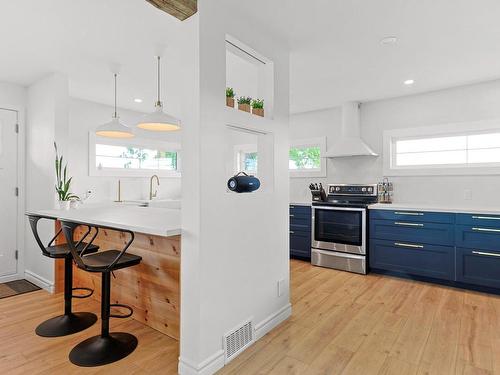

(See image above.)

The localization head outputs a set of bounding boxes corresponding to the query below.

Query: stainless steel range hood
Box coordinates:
[325,102,378,158]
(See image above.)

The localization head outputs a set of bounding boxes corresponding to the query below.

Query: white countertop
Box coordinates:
[369,202,500,215]
[290,202,311,206]
[27,203,181,237]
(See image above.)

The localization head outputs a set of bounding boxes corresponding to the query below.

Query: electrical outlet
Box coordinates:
[464,189,472,200]
[277,279,285,297]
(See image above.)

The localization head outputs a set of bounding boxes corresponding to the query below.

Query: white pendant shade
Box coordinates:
[137,102,180,132]
[96,116,134,138]
[137,55,180,132]
[96,72,134,138]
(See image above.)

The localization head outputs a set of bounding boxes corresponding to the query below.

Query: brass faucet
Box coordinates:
[150,175,160,200]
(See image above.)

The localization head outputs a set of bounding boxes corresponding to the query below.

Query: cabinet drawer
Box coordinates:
[456,225,500,250]
[370,209,455,224]
[290,213,311,228]
[456,213,500,229]
[456,247,500,288]
[370,219,455,246]
[290,231,311,259]
[369,239,454,281]
[290,205,311,215]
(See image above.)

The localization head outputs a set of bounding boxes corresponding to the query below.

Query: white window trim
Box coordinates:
[89,132,182,178]
[289,136,326,178]
[383,119,500,176]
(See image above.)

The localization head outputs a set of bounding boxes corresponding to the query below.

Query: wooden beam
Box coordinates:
[145,0,197,21]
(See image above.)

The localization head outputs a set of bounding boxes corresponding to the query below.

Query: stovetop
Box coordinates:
[312,183,378,208]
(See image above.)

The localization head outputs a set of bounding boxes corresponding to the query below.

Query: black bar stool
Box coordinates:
[27,214,99,337]
[61,220,142,367]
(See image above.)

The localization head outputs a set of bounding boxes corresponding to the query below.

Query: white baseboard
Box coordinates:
[0,273,24,284]
[178,350,225,375]
[178,303,292,375]
[254,303,292,341]
[24,270,54,293]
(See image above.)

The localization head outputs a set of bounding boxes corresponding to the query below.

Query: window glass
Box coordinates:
[96,144,178,171]
[289,146,321,170]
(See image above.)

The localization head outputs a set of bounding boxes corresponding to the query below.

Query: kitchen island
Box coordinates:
[27,204,181,340]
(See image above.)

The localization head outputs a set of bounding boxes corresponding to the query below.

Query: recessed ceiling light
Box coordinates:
[134,98,143,103]
[404,79,415,85]
[380,36,398,45]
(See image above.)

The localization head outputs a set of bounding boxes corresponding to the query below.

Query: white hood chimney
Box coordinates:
[325,102,378,157]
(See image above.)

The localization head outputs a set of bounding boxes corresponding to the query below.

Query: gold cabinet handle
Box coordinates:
[394,222,424,227]
[394,242,424,249]
[395,212,424,216]
[472,250,500,257]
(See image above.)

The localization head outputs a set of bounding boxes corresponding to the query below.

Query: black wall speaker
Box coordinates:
[227,172,261,193]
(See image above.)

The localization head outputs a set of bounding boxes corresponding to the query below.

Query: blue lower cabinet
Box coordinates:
[456,247,500,288]
[369,239,454,281]
[456,225,500,250]
[370,219,455,246]
[290,230,311,260]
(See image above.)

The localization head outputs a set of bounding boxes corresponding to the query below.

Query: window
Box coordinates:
[234,144,258,175]
[96,144,178,171]
[384,121,500,176]
[289,137,326,177]
[89,132,181,177]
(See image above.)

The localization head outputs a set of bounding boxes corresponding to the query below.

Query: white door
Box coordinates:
[0,109,18,277]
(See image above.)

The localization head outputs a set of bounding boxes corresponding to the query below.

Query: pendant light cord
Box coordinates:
[157,56,161,105]
[114,73,118,118]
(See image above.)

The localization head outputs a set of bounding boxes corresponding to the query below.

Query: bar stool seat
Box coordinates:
[82,250,141,271]
[27,214,99,337]
[61,220,142,367]
[46,243,99,258]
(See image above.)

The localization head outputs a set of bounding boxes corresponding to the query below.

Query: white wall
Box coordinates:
[25,73,69,289]
[68,98,182,203]
[0,81,26,108]
[179,1,290,373]
[290,79,500,207]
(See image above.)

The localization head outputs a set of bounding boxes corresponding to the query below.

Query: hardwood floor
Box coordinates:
[3,260,500,374]
[218,259,500,375]
[0,290,179,374]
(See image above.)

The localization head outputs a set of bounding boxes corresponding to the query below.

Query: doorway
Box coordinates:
[0,109,18,278]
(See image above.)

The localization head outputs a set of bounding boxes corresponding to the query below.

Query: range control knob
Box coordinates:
[335,186,340,191]
[362,187,367,192]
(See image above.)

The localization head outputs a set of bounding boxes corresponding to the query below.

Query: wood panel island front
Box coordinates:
[29,204,181,341]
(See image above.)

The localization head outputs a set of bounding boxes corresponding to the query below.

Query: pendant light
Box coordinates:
[137,56,181,132]
[95,73,134,138]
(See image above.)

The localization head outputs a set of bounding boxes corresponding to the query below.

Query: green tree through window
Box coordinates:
[289,146,321,169]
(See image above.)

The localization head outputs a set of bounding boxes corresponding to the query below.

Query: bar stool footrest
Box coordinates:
[72,287,94,299]
[110,304,133,319]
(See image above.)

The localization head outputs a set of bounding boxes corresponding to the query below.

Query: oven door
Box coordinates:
[312,206,366,255]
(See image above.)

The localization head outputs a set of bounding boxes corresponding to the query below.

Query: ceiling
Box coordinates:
[1,1,500,114]
[0,0,183,114]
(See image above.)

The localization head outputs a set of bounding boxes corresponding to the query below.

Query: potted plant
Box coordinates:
[226,87,235,108]
[251,99,264,117]
[54,142,78,210]
[237,96,252,113]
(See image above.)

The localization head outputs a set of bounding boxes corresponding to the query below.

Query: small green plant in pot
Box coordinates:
[226,87,235,108]
[54,142,78,210]
[237,96,252,113]
[251,99,264,117]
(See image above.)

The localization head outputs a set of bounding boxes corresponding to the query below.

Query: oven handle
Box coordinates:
[312,206,366,212]
[312,248,365,260]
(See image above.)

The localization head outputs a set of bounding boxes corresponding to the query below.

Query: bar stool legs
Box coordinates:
[35,257,98,337]
[69,272,138,367]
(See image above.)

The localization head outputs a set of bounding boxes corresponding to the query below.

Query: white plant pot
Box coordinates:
[70,200,80,210]
[58,200,71,210]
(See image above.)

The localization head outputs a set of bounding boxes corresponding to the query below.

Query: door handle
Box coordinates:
[472,251,500,257]
[395,212,424,216]
[472,227,500,233]
[394,242,424,249]
[394,222,424,227]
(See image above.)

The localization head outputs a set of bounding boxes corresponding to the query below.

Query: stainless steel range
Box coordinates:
[311,184,378,274]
